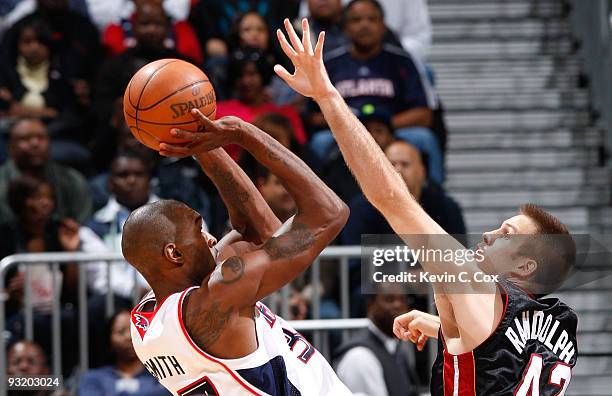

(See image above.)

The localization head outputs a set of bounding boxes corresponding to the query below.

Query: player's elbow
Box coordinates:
[320,197,349,234]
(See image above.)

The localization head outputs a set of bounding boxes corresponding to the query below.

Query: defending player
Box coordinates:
[123,110,351,395]
[274,18,578,395]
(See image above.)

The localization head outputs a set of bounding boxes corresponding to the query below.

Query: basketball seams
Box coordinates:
[134,59,180,133]
[134,79,211,111]
[124,105,217,125]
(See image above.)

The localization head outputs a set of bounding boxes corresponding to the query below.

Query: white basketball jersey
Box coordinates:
[130,286,352,396]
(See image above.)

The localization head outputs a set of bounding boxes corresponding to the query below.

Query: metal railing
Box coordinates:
[1,246,431,395]
[570,0,612,151]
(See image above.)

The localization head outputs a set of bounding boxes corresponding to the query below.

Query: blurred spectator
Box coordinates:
[85,0,191,31]
[307,0,443,183]
[334,291,419,396]
[94,0,194,127]
[101,0,203,65]
[78,309,170,395]
[0,118,92,223]
[189,0,300,60]
[226,11,297,105]
[301,0,349,52]
[0,16,75,121]
[299,0,432,61]
[0,16,90,166]
[1,0,103,95]
[6,340,56,396]
[85,151,156,299]
[0,174,109,375]
[0,175,108,316]
[217,47,307,159]
[341,140,466,245]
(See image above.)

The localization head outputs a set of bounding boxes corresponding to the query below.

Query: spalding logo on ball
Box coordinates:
[123,59,217,151]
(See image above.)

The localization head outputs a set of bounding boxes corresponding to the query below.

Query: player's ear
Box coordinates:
[515,257,537,278]
[164,243,184,265]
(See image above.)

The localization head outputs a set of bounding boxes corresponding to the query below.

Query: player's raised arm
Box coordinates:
[274,18,501,351]
[160,115,348,308]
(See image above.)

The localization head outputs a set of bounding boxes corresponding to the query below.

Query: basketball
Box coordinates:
[123,59,216,151]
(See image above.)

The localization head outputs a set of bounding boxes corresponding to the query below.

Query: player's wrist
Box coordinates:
[313,87,342,105]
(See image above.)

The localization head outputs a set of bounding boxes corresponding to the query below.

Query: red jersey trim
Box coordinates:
[443,350,476,396]
[177,287,265,396]
[131,292,172,340]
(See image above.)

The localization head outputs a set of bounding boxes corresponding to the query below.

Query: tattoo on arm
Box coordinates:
[212,256,245,284]
[184,294,233,349]
[210,163,250,216]
[262,221,315,260]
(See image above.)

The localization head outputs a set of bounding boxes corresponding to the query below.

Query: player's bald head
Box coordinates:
[121,199,190,275]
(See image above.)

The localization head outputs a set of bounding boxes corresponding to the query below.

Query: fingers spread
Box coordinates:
[274,64,293,79]
[277,29,298,59]
[301,18,313,55]
[284,18,304,52]
[314,31,325,59]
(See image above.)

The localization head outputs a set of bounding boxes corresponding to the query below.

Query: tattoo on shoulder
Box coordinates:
[262,221,315,260]
[184,294,233,349]
[213,256,245,284]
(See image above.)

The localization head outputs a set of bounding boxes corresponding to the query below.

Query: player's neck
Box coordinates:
[152,278,196,303]
[350,43,382,60]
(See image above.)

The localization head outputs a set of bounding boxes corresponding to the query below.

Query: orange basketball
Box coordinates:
[123,59,216,151]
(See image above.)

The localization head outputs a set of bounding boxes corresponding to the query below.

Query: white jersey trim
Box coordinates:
[176,286,268,396]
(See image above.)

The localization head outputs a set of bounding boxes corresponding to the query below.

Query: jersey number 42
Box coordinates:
[515,354,572,396]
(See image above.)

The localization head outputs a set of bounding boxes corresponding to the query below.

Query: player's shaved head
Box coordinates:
[122,199,186,276]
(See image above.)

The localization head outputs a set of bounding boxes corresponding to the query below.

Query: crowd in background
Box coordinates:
[0,0,466,395]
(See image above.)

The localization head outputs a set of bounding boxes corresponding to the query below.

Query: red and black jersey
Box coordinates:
[431,279,578,395]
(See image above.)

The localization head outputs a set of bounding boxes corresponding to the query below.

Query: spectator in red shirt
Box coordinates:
[101,0,203,65]
[216,47,307,159]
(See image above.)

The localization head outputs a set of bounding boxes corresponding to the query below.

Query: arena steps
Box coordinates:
[433,58,580,76]
[446,148,599,170]
[430,39,574,60]
[447,128,600,149]
[429,1,566,21]
[444,110,590,130]
[446,167,608,189]
[434,20,571,40]
[442,90,589,111]
[452,187,609,211]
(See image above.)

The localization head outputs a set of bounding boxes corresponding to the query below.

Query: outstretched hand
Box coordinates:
[274,18,336,100]
[159,109,243,157]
